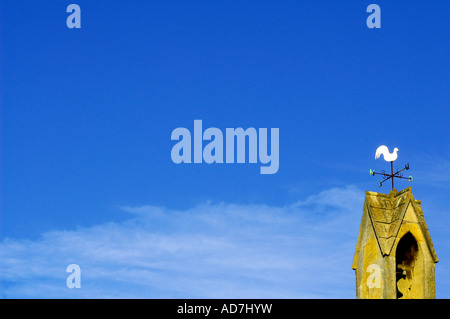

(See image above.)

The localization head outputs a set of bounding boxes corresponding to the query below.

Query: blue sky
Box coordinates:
[1,1,449,298]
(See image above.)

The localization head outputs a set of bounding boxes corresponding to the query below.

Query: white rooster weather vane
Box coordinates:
[370,145,413,190]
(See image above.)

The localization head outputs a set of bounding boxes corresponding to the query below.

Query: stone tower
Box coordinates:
[352,187,438,299]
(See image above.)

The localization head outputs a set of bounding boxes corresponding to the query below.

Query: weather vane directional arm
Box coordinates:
[369,145,413,189]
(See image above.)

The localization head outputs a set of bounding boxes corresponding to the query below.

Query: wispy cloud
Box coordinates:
[1,185,366,298]
[412,154,450,187]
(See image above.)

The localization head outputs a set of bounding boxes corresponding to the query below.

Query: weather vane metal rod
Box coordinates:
[391,161,394,190]
[369,145,413,190]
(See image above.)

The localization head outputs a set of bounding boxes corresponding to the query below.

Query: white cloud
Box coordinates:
[0,185,365,298]
[412,155,450,187]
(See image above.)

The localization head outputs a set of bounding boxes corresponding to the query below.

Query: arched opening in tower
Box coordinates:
[396,232,418,299]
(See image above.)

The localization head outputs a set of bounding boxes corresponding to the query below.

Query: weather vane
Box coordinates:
[369,145,413,190]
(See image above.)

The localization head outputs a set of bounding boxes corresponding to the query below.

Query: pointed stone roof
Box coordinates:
[353,187,438,268]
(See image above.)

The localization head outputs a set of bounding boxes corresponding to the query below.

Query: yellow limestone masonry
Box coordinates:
[352,187,438,299]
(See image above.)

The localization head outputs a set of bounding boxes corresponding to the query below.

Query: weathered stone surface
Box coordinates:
[352,187,438,299]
